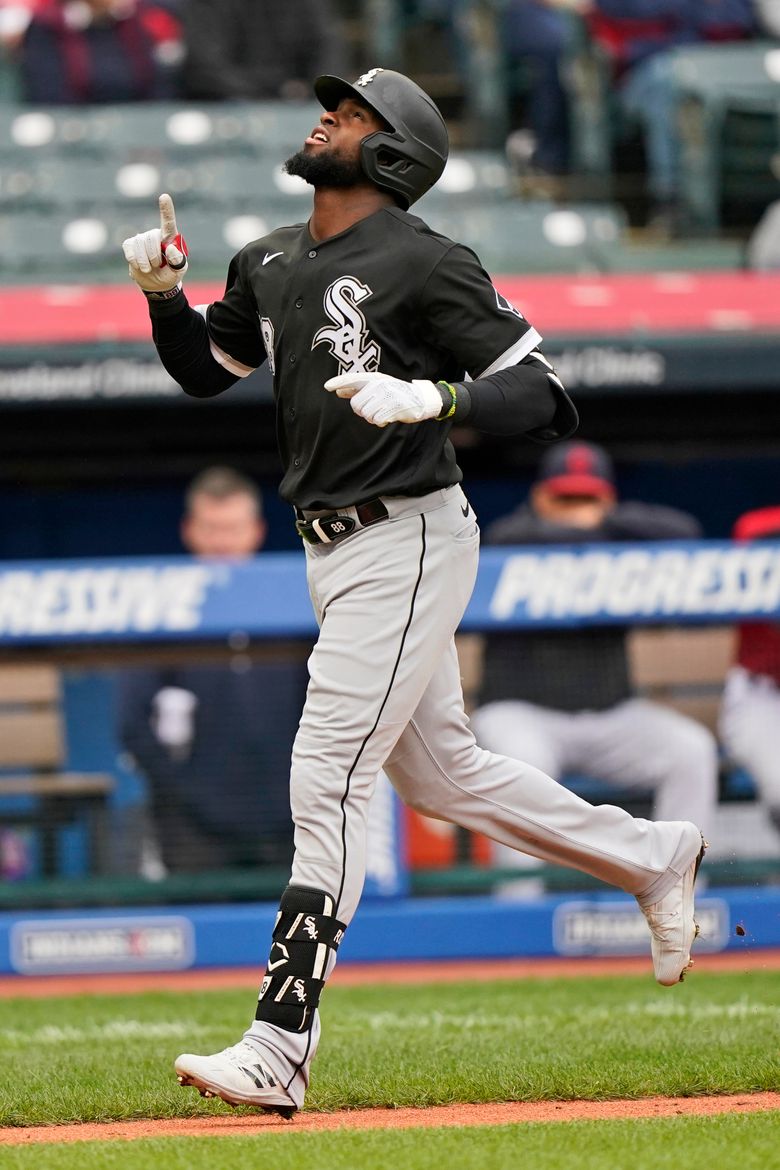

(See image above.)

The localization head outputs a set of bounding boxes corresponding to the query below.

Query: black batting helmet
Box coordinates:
[313,67,449,209]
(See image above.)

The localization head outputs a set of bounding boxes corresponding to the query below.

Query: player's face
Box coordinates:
[181,492,266,558]
[532,484,613,529]
[304,98,387,158]
[284,98,388,189]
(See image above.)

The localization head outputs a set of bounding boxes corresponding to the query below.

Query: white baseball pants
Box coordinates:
[288,485,701,924]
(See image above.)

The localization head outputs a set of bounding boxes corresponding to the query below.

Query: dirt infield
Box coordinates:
[2,1094,779,1146]
[2,949,777,1146]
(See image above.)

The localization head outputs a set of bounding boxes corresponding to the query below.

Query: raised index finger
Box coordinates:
[158,193,178,240]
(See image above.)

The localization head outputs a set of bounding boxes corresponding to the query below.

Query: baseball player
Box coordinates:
[122,67,706,1118]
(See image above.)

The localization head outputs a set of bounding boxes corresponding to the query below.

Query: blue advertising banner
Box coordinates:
[0,886,777,975]
[0,540,778,645]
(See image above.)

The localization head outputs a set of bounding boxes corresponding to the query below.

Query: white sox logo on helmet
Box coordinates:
[356,68,384,87]
[312,276,381,374]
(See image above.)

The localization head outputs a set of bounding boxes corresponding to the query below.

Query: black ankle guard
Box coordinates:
[255,885,346,1032]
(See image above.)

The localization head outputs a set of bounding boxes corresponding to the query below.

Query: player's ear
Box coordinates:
[254,517,268,551]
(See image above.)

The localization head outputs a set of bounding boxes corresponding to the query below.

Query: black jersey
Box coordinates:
[204,206,542,510]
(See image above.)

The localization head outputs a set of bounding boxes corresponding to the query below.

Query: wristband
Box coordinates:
[144,282,184,302]
[436,380,457,420]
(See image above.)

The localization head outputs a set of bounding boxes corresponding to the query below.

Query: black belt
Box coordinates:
[295,498,389,544]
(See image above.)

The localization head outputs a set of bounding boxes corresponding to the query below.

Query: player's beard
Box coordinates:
[284,147,365,189]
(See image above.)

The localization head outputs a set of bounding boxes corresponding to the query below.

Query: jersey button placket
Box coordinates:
[308,250,317,259]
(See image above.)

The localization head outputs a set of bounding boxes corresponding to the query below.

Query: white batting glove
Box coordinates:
[122,193,188,294]
[325,372,444,427]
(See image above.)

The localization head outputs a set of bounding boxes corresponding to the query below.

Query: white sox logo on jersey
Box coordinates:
[312,276,381,374]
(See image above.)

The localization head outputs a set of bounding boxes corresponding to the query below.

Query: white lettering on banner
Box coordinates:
[0,566,215,637]
[10,917,194,973]
[490,546,780,622]
[549,346,665,389]
[0,360,180,402]
[553,900,729,956]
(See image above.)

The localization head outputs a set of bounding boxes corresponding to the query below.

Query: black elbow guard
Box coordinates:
[525,367,578,443]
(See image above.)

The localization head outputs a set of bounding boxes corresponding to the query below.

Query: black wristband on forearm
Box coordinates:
[145,285,187,318]
[436,381,471,423]
[435,380,455,419]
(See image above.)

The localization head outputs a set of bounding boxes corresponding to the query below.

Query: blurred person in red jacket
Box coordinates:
[17,0,182,104]
[719,505,780,849]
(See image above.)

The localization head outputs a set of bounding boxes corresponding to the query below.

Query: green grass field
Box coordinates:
[2,968,778,1166]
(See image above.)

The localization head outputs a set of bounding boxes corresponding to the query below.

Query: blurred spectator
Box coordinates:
[117,467,308,875]
[471,440,718,884]
[17,0,182,104]
[718,506,780,850]
[0,1,35,51]
[0,0,32,99]
[502,0,589,179]
[181,0,345,102]
[754,0,780,35]
[587,1,757,233]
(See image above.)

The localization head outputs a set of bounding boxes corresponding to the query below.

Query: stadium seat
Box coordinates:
[0,105,128,158]
[16,156,225,211]
[0,197,626,281]
[672,44,780,230]
[416,151,511,207]
[0,209,127,276]
[94,101,319,158]
[0,159,38,208]
[185,157,312,205]
[0,143,512,223]
[0,101,321,162]
[419,200,627,274]
[746,198,780,269]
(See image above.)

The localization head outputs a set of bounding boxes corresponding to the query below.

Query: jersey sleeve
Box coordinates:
[203,250,266,377]
[418,243,542,378]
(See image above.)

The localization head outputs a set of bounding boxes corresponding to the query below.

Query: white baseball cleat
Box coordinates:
[175,1040,298,1117]
[637,830,708,986]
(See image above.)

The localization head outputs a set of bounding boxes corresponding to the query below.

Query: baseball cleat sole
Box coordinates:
[677,840,707,982]
[638,830,708,986]
[176,1071,297,1118]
